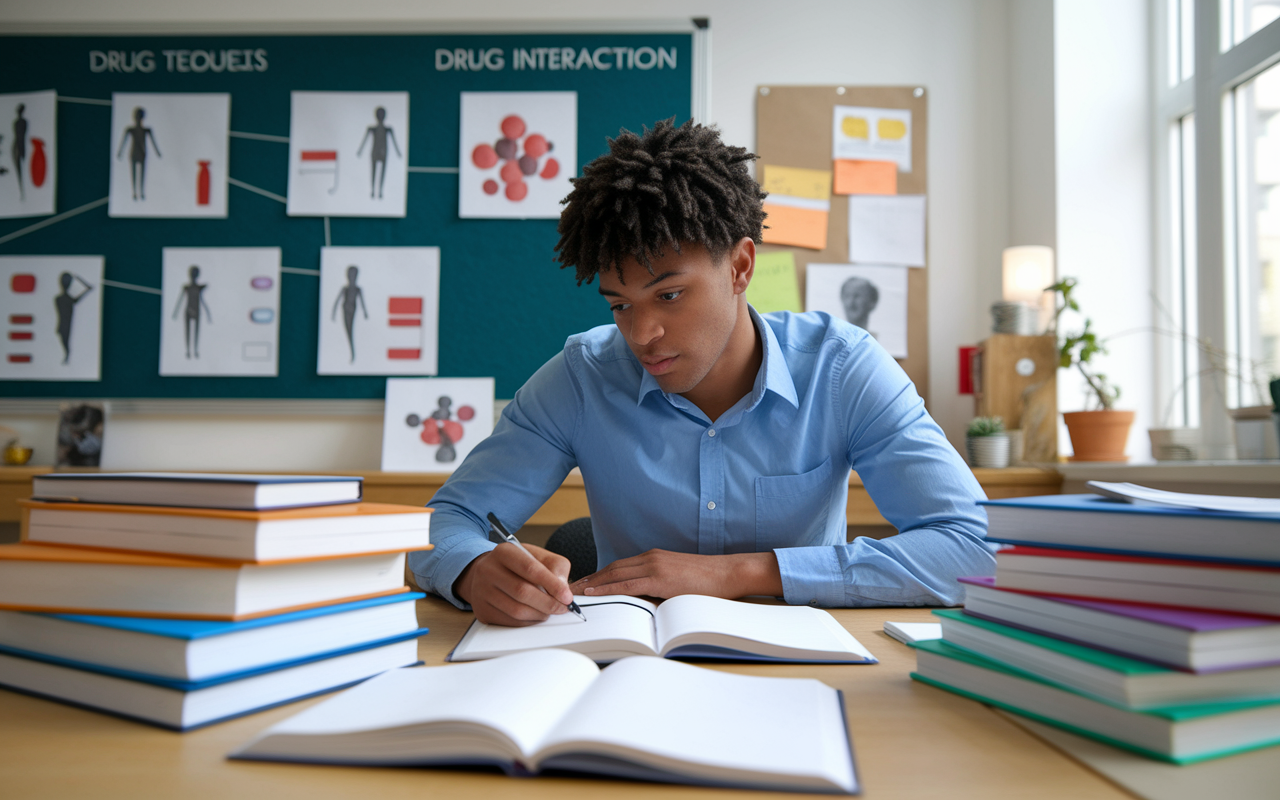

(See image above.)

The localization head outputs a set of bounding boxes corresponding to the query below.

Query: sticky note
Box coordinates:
[847,195,926,267]
[761,165,832,201]
[746,251,802,313]
[833,160,897,196]
[762,196,830,251]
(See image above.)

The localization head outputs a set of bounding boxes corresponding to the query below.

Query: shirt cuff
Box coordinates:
[409,536,496,609]
[774,545,846,607]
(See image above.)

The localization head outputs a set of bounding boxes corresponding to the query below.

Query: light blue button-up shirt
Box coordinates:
[409,308,993,609]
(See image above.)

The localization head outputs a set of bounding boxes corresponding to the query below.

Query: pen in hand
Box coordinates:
[487,512,587,622]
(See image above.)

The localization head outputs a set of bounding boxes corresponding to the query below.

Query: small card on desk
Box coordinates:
[884,621,942,644]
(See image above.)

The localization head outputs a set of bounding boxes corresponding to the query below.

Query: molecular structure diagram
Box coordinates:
[471,114,559,202]
[406,395,476,463]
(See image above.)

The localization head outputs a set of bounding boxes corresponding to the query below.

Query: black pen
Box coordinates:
[487,512,587,621]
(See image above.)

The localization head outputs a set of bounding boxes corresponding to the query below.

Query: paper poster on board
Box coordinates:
[317,246,440,376]
[382,377,495,472]
[287,92,409,218]
[459,91,576,219]
[159,248,281,377]
[832,106,912,173]
[806,263,908,359]
[0,255,103,381]
[109,93,230,218]
[0,90,57,219]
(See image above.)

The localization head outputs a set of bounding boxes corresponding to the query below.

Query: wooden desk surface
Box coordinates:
[0,596,1130,799]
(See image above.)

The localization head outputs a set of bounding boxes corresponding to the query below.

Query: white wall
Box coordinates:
[1054,0,1155,461]
[0,0,1056,469]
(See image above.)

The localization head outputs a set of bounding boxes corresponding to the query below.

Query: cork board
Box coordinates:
[755,85,929,402]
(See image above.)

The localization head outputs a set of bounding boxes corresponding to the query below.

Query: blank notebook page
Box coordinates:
[656,595,873,658]
[461,596,657,655]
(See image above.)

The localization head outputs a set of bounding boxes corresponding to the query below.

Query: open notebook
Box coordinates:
[232,649,859,794]
[449,594,877,664]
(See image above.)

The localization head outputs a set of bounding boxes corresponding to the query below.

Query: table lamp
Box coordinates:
[1001,245,1055,333]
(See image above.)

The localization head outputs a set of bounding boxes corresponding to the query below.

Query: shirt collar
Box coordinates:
[635,305,800,411]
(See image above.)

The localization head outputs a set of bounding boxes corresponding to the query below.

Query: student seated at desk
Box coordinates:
[409,119,992,626]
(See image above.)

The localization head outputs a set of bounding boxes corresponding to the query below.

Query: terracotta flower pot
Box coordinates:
[1063,410,1135,462]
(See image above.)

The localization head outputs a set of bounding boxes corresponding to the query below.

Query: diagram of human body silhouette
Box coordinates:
[173,266,211,359]
[117,107,161,201]
[355,107,401,199]
[331,265,367,362]
[11,104,27,200]
[54,272,93,364]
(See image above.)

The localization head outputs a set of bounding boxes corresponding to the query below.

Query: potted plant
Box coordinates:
[966,416,1010,469]
[1050,277,1134,461]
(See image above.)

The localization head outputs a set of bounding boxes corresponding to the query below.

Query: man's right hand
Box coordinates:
[453,542,574,626]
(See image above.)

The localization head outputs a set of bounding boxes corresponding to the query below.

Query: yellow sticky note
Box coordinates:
[746,251,803,314]
[878,118,908,140]
[762,165,832,201]
[841,116,870,140]
[833,160,898,195]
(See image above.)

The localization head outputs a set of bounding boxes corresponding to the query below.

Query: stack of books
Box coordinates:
[910,485,1280,764]
[0,472,433,731]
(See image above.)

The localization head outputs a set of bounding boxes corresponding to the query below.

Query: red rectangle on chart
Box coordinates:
[10,274,35,293]
[387,349,421,360]
[388,318,421,327]
[300,151,338,161]
[9,315,33,325]
[8,332,33,341]
[7,354,31,363]
[388,297,423,314]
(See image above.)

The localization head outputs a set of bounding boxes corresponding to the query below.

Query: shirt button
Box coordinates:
[707,501,716,510]
[707,429,716,437]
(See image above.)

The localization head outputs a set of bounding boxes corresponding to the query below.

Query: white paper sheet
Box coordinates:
[832,105,912,173]
[805,263,909,358]
[1087,481,1280,515]
[0,90,56,219]
[382,377,495,472]
[0,256,103,381]
[847,195,926,267]
[109,93,229,218]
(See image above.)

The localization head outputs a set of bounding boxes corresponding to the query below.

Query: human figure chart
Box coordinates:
[172,265,212,359]
[355,107,401,200]
[54,272,93,364]
[331,265,368,362]
[11,104,26,200]
[116,106,161,201]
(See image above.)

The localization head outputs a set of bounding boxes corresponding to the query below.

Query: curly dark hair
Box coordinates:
[554,118,767,285]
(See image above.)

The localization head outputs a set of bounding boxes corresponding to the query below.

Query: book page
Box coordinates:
[236,649,600,762]
[655,595,875,661]
[451,595,659,661]
[534,656,857,792]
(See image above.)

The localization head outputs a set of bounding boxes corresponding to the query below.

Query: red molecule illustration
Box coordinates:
[472,143,498,169]
[457,405,475,421]
[407,397,475,464]
[471,114,559,203]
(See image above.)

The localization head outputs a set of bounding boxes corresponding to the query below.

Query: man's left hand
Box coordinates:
[569,549,783,600]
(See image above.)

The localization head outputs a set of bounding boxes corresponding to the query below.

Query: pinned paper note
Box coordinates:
[833,106,912,173]
[762,198,829,251]
[834,160,897,196]
[806,263,908,358]
[761,165,831,200]
[847,195,926,267]
[746,251,802,314]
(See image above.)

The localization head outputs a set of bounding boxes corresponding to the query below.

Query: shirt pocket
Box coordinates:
[755,456,836,551]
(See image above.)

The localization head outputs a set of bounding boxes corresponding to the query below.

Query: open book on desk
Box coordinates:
[232,648,860,794]
[448,594,877,664]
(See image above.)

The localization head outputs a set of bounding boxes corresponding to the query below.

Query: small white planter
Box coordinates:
[966,434,1010,469]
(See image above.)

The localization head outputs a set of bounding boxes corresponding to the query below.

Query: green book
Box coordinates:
[910,638,1280,764]
[932,609,1280,709]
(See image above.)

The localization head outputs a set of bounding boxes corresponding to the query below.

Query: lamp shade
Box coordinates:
[1002,246,1055,305]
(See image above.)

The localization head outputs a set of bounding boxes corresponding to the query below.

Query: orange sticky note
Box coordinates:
[834,160,898,196]
[761,200,829,250]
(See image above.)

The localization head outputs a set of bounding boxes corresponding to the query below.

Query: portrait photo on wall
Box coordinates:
[317,246,440,376]
[805,262,909,359]
[287,91,410,218]
[0,89,57,219]
[0,255,104,381]
[158,247,282,377]
[108,93,230,219]
[381,377,495,472]
[458,91,577,219]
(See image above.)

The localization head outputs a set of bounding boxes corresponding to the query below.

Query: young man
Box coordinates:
[409,119,991,626]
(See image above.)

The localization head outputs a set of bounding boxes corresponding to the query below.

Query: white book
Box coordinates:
[448,594,877,664]
[32,472,363,511]
[233,649,860,794]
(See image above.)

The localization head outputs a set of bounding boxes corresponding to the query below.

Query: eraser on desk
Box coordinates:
[884,621,942,645]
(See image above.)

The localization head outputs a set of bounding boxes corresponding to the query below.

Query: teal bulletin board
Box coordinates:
[0,32,693,398]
